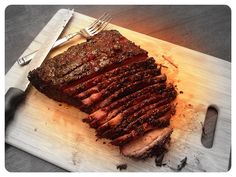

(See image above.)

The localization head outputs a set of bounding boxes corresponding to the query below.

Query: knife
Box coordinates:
[5,9,74,124]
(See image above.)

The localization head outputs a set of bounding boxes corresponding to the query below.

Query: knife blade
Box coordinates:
[5,9,74,124]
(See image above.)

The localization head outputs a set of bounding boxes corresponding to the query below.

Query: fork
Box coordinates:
[17,13,112,66]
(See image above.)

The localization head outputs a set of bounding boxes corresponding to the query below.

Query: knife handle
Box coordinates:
[5,87,26,125]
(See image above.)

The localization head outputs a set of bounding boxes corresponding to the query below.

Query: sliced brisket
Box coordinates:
[96,86,176,136]
[29,30,147,89]
[28,30,178,160]
[111,111,172,146]
[63,57,157,96]
[83,83,166,123]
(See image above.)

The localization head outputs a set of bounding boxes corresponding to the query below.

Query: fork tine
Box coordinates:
[90,14,111,32]
[88,13,111,31]
[92,17,112,35]
[87,12,107,29]
[100,17,112,30]
[88,13,110,31]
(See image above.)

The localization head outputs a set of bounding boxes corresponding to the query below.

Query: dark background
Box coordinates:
[5,5,231,172]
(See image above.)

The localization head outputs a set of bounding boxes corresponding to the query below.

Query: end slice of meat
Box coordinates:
[120,127,173,159]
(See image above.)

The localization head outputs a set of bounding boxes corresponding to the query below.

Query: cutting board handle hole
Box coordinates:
[201,105,218,148]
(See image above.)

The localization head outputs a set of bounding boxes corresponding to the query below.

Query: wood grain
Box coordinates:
[5,10,231,172]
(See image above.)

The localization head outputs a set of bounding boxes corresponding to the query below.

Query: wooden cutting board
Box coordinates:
[5,9,231,172]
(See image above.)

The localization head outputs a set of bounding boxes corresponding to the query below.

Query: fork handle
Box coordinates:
[52,32,80,48]
[17,32,81,66]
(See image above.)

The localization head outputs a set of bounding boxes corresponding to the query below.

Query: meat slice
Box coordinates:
[94,92,162,130]
[92,74,167,110]
[96,86,176,136]
[117,85,176,129]
[120,104,171,133]
[80,72,161,107]
[92,92,161,129]
[102,103,173,139]
[99,93,154,123]
[63,57,157,96]
[84,83,167,124]
[111,111,172,146]
[76,68,161,100]
[80,74,167,113]
[120,127,173,159]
